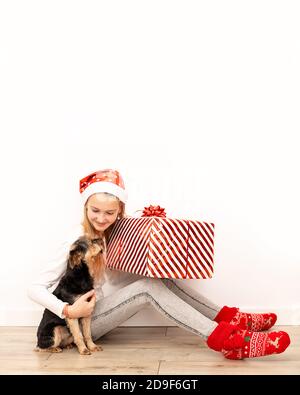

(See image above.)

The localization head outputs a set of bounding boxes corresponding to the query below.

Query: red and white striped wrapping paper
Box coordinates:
[106,216,215,279]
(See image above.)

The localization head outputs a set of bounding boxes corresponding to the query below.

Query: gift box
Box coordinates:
[106,205,215,279]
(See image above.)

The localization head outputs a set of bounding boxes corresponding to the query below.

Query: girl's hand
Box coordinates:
[68,290,96,318]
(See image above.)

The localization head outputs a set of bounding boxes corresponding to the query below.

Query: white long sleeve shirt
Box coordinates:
[27,224,140,319]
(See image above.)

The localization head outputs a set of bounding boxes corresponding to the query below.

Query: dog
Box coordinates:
[35,235,106,355]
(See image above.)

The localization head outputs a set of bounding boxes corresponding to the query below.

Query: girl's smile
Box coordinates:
[86,193,121,233]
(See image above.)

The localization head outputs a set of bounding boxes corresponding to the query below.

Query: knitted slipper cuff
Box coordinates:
[214,306,239,323]
[207,321,239,352]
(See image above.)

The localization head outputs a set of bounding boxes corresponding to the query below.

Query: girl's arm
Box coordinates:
[27,224,83,319]
[27,240,70,319]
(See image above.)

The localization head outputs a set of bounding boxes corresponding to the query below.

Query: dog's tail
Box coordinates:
[34,346,43,352]
[36,335,55,350]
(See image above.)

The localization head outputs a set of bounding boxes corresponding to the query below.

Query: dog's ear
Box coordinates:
[69,241,86,269]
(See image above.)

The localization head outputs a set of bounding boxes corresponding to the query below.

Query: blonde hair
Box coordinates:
[80,192,126,281]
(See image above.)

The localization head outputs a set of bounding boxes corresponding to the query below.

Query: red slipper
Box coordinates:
[207,321,241,351]
[222,329,290,360]
[207,321,290,360]
[214,305,277,331]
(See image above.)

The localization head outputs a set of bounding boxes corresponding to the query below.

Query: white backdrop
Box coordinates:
[0,0,299,326]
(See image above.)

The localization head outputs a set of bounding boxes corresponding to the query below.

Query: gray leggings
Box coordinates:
[91,278,220,341]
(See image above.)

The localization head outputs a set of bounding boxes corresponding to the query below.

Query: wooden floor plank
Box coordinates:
[0,326,299,375]
[158,360,300,375]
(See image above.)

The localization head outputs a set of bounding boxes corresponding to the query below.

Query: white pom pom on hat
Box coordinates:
[79,169,128,204]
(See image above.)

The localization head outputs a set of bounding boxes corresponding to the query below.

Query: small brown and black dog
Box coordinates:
[35,235,106,355]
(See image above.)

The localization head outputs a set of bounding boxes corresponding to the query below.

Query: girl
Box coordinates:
[28,169,290,360]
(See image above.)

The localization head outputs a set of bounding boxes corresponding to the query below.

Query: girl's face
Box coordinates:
[86,193,121,232]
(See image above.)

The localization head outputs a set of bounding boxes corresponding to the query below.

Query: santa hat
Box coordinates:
[79,169,128,204]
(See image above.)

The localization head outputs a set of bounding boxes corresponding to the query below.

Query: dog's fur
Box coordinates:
[35,235,106,355]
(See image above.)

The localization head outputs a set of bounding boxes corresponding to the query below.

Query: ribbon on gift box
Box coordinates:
[133,204,167,218]
[141,205,167,217]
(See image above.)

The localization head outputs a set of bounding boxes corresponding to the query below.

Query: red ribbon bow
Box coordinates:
[141,205,167,217]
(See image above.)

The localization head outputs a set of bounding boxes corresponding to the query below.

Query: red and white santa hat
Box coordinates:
[79,169,128,204]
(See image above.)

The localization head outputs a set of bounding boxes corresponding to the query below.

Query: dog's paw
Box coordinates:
[88,344,103,352]
[79,348,92,355]
[34,346,63,353]
[65,343,75,350]
[49,347,63,353]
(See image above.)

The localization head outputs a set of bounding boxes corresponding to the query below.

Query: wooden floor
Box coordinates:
[0,325,299,375]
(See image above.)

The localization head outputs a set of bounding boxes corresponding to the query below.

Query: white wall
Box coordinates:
[0,0,299,326]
